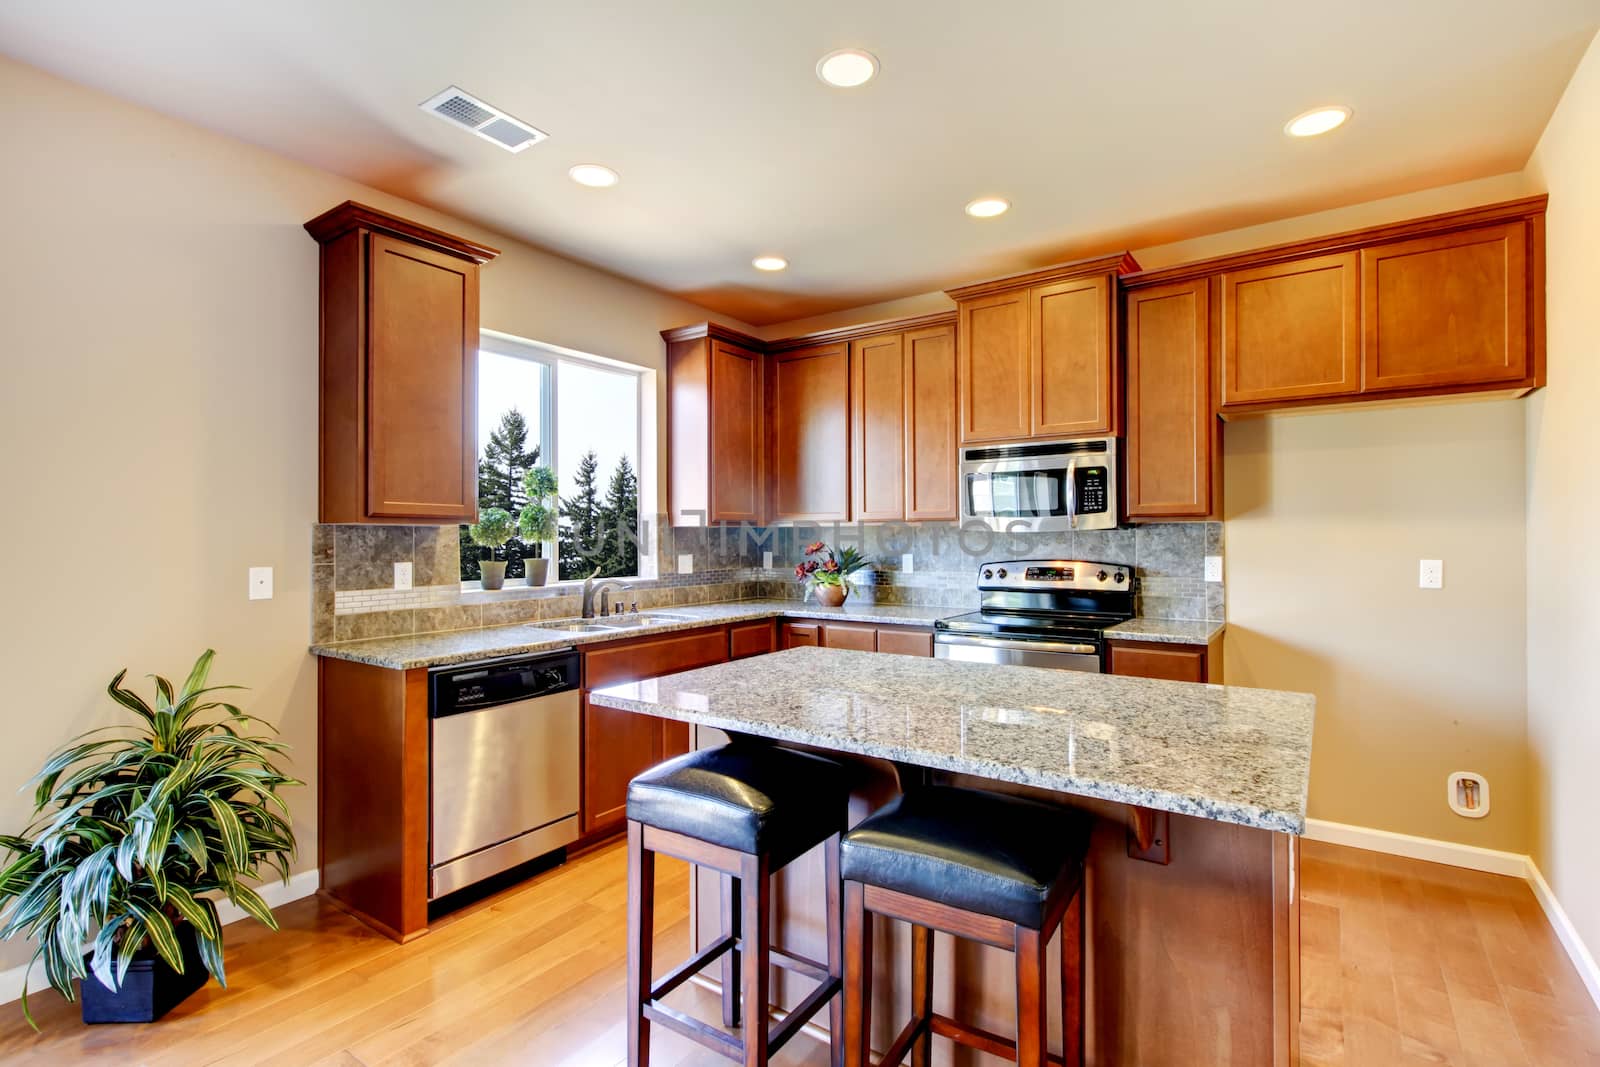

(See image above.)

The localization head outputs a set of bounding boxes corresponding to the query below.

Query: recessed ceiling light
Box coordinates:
[816,49,879,88]
[1284,106,1351,138]
[964,197,1010,219]
[752,255,789,272]
[568,163,619,187]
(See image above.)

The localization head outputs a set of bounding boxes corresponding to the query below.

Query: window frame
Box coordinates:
[475,329,647,586]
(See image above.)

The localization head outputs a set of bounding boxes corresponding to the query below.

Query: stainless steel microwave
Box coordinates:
[959,437,1119,532]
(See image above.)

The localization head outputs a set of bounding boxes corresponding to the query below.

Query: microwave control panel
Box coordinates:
[1075,466,1109,515]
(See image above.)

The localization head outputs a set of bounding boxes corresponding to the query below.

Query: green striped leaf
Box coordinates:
[163,884,218,940]
[127,900,184,973]
[206,795,248,870]
[226,882,279,931]
[195,899,227,987]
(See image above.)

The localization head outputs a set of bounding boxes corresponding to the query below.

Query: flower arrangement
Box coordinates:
[794,541,871,607]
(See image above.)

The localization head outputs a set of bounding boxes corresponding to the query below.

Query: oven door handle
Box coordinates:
[935,634,1099,656]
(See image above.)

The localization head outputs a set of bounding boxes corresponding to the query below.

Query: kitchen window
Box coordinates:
[463,331,646,584]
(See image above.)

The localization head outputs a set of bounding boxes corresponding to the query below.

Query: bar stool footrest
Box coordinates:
[929,1011,1068,1067]
[641,973,842,1063]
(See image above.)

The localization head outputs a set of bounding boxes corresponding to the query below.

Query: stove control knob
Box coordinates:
[996,568,1007,578]
[982,569,993,579]
[1113,571,1127,584]
[1096,570,1108,582]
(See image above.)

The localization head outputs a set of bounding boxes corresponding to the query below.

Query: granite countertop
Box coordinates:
[590,646,1312,834]
[1104,618,1224,644]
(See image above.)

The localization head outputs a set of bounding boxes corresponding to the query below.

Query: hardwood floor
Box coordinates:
[0,839,1593,1065]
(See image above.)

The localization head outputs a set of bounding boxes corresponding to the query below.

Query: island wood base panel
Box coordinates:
[689,747,1299,1066]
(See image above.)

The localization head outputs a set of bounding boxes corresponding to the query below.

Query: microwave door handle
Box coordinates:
[1064,456,1079,530]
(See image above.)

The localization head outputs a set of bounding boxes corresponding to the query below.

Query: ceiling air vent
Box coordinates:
[419,86,547,153]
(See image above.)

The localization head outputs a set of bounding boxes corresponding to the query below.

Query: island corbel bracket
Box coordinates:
[1127,806,1171,865]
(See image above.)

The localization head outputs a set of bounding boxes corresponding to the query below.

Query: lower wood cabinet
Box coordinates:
[729,618,776,659]
[1107,637,1222,684]
[580,626,729,836]
[780,621,820,648]
[821,621,878,651]
[875,627,934,657]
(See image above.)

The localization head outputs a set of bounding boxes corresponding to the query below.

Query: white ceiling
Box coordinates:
[3,1,1595,325]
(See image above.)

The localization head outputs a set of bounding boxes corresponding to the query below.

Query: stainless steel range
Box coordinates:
[934,559,1135,672]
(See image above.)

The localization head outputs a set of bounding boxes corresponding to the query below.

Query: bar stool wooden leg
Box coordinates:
[843,881,872,1067]
[626,820,655,1067]
[740,850,771,1067]
[910,924,933,1067]
[824,833,845,1067]
[1014,926,1047,1067]
[1062,890,1084,1067]
[721,873,742,1028]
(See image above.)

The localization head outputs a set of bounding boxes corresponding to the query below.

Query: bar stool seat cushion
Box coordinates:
[626,743,846,865]
[840,786,1091,928]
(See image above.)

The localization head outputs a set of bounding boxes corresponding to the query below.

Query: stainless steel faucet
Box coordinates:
[581,570,629,619]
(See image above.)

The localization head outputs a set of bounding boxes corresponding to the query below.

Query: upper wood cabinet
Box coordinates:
[663,324,765,524]
[306,202,498,524]
[1362,221,1529,392]
[1221,252,1360,406]
[902,324,960,520]
[1125,279,1217,520]
[849,319,960,523]
[768,341,851,522]
[949,254,1135,444]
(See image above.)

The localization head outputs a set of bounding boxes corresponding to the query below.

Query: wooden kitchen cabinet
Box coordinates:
[663,323,765,524]
[306,201,498,524]
[1124,279,1219,520]
[779,621,821,648]
[1221,252,1360,407]
[875,626,934,657]
[949,254,1134,445]
[821,622,878,651]
[1108,637,1222,684]
[768,341,851,521]
[1362,221,1530,392]
[728,619,776,659]
[850,320,960,522]
[580,626,729,836]
[903,324,960,520]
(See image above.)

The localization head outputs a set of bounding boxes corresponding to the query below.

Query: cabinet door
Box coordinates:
[958,290,1031,442]
[852,333,906,522]
[904,324,959,521]
[581,697,659,835]
[821,623,877,652]
[876,628,933,657]
[365,234,479,520]
[729,619,776,659]
[1126,281,1215,519]
[780,621,820,648]
[709,340,764,522]
[1108,641,1209,683]
[769,342,851,521]
[1032,275,1115,436]
[1362,222,1529,392]
[1221,253,1359,406]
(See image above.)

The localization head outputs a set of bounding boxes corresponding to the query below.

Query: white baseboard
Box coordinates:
[1303,818,1600,1011]
[0,869,320,1008]
[1303,818,1529,876]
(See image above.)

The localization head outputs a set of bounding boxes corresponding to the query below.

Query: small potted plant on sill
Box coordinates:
[468,507,515,590]
[795,541,871,608]
[517,467,559,587]
[0,650,298,1027]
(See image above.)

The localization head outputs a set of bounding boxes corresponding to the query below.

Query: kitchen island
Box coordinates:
[591,646,1315,1066]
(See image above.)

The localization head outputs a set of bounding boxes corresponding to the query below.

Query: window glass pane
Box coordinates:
[462,350,549,583]
[557,360,640,581]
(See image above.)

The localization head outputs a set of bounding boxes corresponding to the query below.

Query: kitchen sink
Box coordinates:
[542,621,615,634]
[594,613,695,628]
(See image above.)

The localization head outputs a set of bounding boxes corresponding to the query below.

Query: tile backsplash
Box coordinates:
[312,517,1222,643]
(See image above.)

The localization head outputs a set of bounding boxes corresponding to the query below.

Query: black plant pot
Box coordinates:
[80,921,209,1024]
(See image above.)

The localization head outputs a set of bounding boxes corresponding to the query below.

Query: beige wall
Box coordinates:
[1524,30,1600,970]
[0,55,748,974]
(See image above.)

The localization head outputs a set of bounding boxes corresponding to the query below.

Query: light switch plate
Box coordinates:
[1419,559,1443,589]
[248,566,273,601]
[677,554,694,575]
[1204,556,1223,583]
[393,562,413,590]
[901,553,915,573]
[762,551,773,570]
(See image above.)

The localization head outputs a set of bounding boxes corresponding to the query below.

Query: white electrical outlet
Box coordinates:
[248,566,273,601]
[677,554,694,575]
[394,562,413,590]
[901,553,915,573]
[1419,559,1444,589]
[1204,556,1223,583]
[762,551,774,570]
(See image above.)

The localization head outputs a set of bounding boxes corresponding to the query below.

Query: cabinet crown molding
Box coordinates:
[658,321,766,348]
[765,310,957,352]
[1122,195,1548,289]
[303,201,500,264]
[944,252,1140,301]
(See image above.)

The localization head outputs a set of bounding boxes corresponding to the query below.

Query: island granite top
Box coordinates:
[310,599,1223,669]
[589,646,1312,834]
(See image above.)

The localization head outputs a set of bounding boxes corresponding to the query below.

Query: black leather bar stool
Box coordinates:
[627,742,848,1067]
[840,787,1092,1067]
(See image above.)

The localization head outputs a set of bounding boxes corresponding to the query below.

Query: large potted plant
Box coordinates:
[468,507,515,590]
[795,541,871,607]
[517,467,559,587]
[0,651,298,1026]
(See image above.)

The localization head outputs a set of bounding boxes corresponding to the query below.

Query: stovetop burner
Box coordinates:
[935,558,1136,642]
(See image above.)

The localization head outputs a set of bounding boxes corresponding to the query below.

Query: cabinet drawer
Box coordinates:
[1108,640,1214,684]
[729,619,777,660]
[781,622,820,648]
[821,623,878,652]
[876,627,933,657]
[583,627,729,691]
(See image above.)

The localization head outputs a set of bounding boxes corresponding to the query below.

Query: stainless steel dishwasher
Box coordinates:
[428,650,581,899]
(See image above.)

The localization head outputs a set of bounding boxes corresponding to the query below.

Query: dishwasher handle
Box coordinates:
[429,650,581,717]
